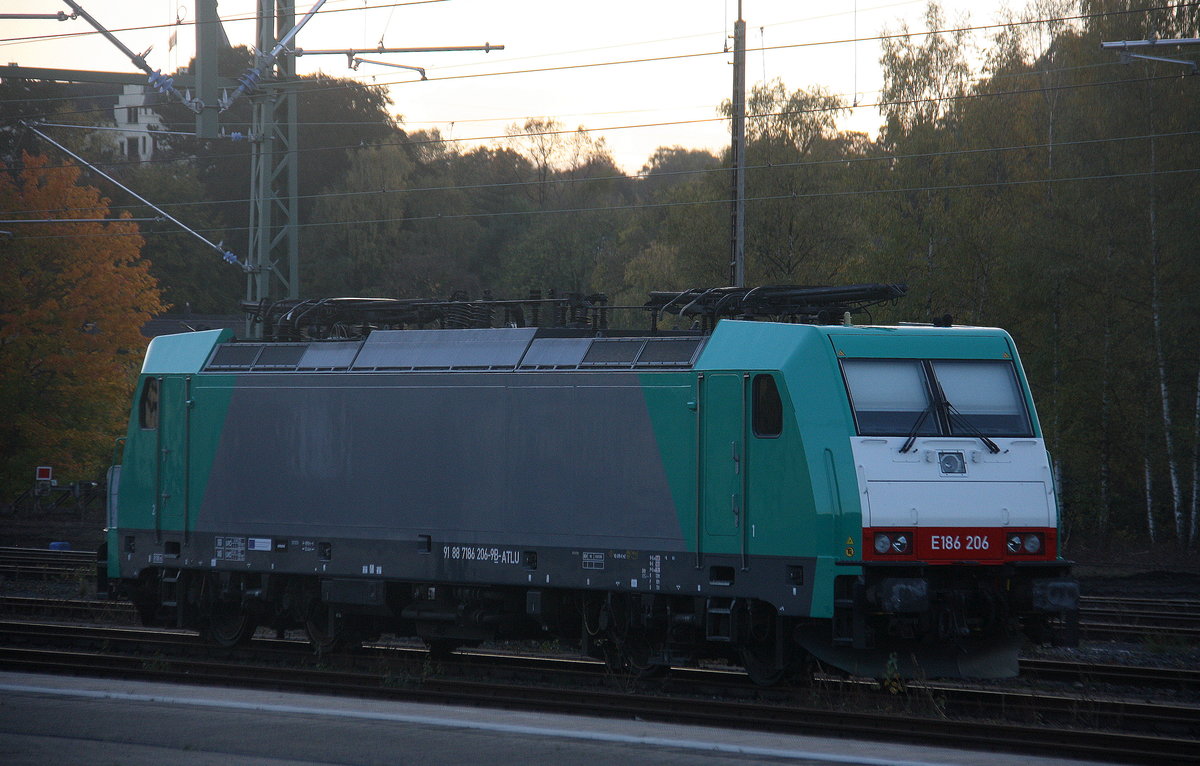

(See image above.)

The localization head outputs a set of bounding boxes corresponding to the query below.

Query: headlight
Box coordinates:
[1006,532,1044,555]
[873,531,911,555]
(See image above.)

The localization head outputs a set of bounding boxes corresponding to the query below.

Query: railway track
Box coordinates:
[1079,595,1200,642]
[1018,656,1200,692]
[2,593,1198,689]
[0,546,95,579]
[0,609,1191,686]
[0,595,137,622]
[0,619,1195,765]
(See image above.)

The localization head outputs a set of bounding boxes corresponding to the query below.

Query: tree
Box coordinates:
[0,154,164,494]
[877,1,974,321]
[495,121,633,296]
[505,117,567,207]
[0,79,118,166]
[113,163,242,314]
[616,163,727,306]
[304,143,417,297]
[718,80,870,285]
[863,0,1200,549]
[155,47,404,287]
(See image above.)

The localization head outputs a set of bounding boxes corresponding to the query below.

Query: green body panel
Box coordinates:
[824,327,1016,360]
[142,329,233,374]
[180,374,236,526]
[638,372,699,550]
[157,376,188,532]
[639,362,831,601]
[107,329,234,577]
[701,373,743,538]
[691,322,865,617]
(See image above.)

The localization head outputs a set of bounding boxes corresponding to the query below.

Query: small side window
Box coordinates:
[139,378,159,430]
[752,374,783,437]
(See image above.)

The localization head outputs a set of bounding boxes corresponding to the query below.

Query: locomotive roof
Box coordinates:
[141,320,1017,377]
[196,327,708,374]
[693,321,1017,373]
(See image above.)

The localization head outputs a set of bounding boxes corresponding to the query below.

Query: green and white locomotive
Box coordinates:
[103,286,1078,681]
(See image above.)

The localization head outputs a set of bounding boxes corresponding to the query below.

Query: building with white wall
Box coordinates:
[112,84,161,162]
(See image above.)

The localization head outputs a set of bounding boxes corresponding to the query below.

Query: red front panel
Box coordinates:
[864,527,1058,563]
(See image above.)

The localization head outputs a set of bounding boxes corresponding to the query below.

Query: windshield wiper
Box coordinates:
[945,404,1002,454]
[899,404,935,454]
[897,366,1003,455]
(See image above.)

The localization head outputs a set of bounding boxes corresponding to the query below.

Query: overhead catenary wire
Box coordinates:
[0,0,449,47]
[0,58,1165,169]
[0,216,164,223]
[3,3,1194,231]
[0,0,1104,135]
[13,67,1193,182]
[57,0,196,111]
[2,2,1187,102]
[33,120,205,138]
[2,2,1188,127]
[195,3,1200,92]
[0,51,1154,123]
[15,164,1200,245]
[12,125,1199,220]
[158,166,1200,232]
[1,1,1183,68]
[6,0,1189,117]
[22,120,248,270]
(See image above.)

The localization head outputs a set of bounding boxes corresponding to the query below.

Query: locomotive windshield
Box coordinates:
[842,359,1033,437]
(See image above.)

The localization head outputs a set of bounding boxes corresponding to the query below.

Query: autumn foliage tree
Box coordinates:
[0,153,165,495]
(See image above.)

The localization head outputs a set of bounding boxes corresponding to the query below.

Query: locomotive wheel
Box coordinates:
[740,643,788,686]
[600,597,668,679]
[424,638,458,659]
[130,593,160,627]
[205,603,257,648]
[600,637,668,678]
[424,637,482,659]
[739,600,789,687]
[304,603,356,654]
[129,572,161,627]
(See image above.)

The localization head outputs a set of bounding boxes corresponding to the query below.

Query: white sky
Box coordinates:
[2,0,1018,172]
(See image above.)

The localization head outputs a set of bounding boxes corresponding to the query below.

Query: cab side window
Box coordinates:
[139,378,159,430]
[752,374,782,437]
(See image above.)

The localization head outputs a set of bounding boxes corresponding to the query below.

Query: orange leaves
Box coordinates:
[0,153,165,491]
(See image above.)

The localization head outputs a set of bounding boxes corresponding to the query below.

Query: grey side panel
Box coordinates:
[196,372,686,550]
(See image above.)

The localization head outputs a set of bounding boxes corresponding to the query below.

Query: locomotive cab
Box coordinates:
[793,327,1079,677]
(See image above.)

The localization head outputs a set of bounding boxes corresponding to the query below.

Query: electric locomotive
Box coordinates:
[102,286,1078,681]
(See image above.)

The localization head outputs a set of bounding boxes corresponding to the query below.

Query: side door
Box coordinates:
[155,375,190,537]
[700,372,745,542]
